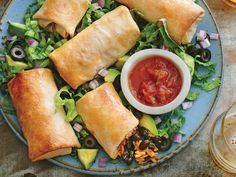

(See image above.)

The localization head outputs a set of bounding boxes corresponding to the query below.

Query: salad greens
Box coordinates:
[186,91,200,101]
[80,0,119,31]
[0,0,222,165]
[0,0,64,87]
[55,86,78,122]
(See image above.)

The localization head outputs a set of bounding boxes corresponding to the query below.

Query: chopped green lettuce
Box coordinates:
[194,78,221,91]
[157,108,186,138]
[186,91,200,101]
[80,0,119,31]
[104,68,120,82]
[194,59,216,81]
[132,23,161,53]
[55,86,78,122]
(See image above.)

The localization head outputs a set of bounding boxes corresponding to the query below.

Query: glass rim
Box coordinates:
[222,102,236,153]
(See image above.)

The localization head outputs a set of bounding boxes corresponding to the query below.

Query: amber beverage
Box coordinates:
[209,103,236,173]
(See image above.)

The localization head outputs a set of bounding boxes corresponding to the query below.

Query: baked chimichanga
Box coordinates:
[116,0,204,44]
[76,83,139,159]
[49,6,140,89]
[33,0,89,38]
[8,68,81,162]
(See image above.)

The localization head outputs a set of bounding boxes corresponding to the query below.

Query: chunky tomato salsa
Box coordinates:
[128,56,182,106]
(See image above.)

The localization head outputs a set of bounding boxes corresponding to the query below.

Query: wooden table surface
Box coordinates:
[0,0,236,177]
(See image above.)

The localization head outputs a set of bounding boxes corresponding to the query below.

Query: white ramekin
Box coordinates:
[121,49,191,115]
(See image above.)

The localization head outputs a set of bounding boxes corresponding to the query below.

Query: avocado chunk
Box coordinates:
[177,51,195,77]
[139,114,158,136]
[8,22,27,38]
[77,149,98,169]
[6,55,28,73]
[104,68,120,82]
[115,55,130,70]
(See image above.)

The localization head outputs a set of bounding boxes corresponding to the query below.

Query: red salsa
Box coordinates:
[129,56,182,107]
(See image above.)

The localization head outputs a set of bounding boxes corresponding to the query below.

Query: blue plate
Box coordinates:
[0,0,224,175]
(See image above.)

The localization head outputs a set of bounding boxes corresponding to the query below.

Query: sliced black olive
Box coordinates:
[60,91,71,99]
[186,43,201,57]
[138,127,150,139]
[198,48,211,62]
[139,140,150,150]
[158,137,172,151]
[10,45,25,60]
[84,135,97,148]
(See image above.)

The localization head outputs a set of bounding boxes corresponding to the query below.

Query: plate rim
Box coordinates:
[0,0,224,175]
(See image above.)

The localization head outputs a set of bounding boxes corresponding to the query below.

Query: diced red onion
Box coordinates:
[97,0,105,7]
[182,101,193,110]
[73,123,83,133]
[154,116,162,124]
[173,133,182,143]
[34,63,41,68]
[200,38,211,49]
[197,30,207,41]
[27,38,39,47]
[98,157,107,168]
[98,68,108,77]
[89,79,99,90]
[210,33,220,40]
[160,45,169,51]
[6,35,17,41]
[171,118,178,124]
[92,3,101,10]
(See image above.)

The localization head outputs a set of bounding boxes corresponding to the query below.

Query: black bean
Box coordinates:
[148,142,156,150]
[139,140,150,150]
[139,127,150,139]
[125,140,134,151]
[122,151,129,160]
[131,132,142,141]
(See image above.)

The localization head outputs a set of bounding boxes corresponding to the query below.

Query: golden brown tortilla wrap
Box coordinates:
[49,6,140,89]
[8,68,81,162]
[33,0,89,37]
[116,0,204,44]
[76,83,139,159]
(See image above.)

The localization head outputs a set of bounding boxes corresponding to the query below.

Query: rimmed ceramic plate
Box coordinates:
[0,0,224,175]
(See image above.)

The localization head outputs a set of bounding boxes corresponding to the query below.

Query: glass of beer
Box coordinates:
[223,0,236,7]
[209,103,236,173]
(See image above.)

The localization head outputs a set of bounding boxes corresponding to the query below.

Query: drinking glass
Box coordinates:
[209,103,236,173]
